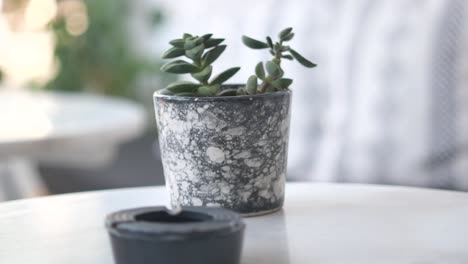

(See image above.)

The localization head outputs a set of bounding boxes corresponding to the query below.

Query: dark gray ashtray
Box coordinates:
[105,206,245,264]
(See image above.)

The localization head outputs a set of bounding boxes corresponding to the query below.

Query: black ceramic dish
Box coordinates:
[105,206,245,264]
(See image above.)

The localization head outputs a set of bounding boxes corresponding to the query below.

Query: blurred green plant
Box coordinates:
[46,0,168,99]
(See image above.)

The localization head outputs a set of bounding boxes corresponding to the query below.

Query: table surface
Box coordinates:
[0,183,467,264]
[0,90,145,158]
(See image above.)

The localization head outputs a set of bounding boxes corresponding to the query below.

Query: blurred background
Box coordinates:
[1,0,467,201]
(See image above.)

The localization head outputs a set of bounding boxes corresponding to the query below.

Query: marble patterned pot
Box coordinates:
[154,87,291,216]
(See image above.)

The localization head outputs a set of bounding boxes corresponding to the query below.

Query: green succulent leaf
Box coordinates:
[160,60,199,74]
[217,88,238,96]
[166,81,201,93]
[194,37,204,45]
[183,33,192,39]
[184,37,199,50]
[247,75,258,95]
[210,67,240,85]
[266,61,281,78]
[282,55,293,60]
[242,36,269,49]
[283,32,294,41]
[236,88,247,95]
[197,84,220,96]
[202,34,213,41]
[169,39,184,48]
[158,88,175,95]
[162,47,185,59]
[197,86,212,96]
[174,92,195,97]
[265,85,276,93]
[289,48,317,68]
[255,62,265,80]
[266,37,273,49]
[272,78,293,89]
[202,45,226,66]
[210,84,221,94]
[185,43,205,60]
[278,27,293,40]
[205,38,224,48]
[191,65,212,83]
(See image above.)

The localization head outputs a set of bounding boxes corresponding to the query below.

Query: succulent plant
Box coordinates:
[240,27,316,95]
[159,27,316,97]
[159,33,240,96]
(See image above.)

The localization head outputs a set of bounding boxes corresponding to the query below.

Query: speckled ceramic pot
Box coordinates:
[154,87,291,216]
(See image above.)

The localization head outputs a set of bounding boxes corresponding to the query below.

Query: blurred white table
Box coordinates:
[0,90,146,200]
[0,183,467,263]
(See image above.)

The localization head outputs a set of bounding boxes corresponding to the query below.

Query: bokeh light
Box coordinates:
[0,0,89,86]
[58,0,88,36]
[24,0,57,31]
[0,0,58,86]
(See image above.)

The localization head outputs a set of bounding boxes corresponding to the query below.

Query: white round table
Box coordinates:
[0,183,466,263]
[0,90,146,200]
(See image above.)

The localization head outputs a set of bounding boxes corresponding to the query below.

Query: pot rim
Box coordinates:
[154,84,291,102]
